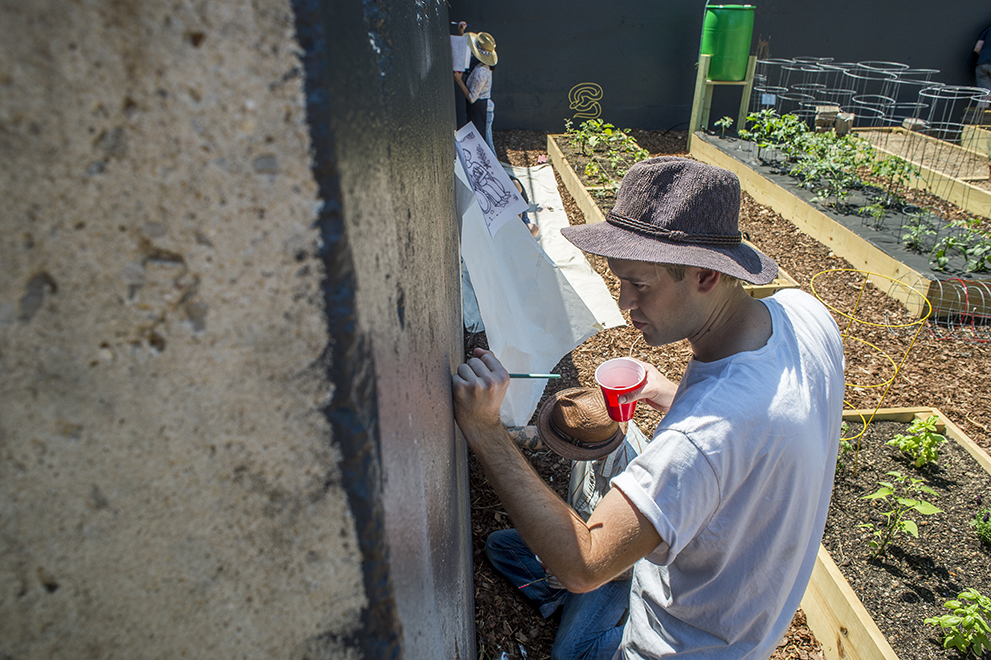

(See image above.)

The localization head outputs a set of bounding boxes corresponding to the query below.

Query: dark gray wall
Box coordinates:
[451,0,991,131]
[296,0,473,658]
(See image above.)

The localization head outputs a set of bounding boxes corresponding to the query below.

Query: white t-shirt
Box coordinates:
[610,289,845,660]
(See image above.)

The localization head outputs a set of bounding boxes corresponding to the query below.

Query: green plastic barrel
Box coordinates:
[700,5,755,81]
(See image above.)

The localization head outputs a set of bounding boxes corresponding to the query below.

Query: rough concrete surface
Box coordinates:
[0,1,364,657]
[304,0,475,655]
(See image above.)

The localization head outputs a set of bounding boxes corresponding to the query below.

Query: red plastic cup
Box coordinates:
[594,358,647,422]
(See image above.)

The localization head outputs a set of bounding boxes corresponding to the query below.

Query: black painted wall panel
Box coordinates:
[295,0,472,657]
[451,0,991,131]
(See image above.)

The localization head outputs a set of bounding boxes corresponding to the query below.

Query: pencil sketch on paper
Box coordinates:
[455,124,527,237]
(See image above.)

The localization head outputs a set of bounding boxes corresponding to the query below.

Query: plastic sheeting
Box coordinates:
[457,159,625,426]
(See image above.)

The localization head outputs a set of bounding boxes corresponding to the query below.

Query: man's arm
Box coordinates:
[453,349,662,592]
[976,39,985,55]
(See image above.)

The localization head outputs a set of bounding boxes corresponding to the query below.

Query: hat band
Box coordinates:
[549,418,618,451]
[607,211,742,246]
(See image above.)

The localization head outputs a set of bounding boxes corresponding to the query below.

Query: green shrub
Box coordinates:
[973,502,991,547]
[925,588,991,658]
[886,414,946,468]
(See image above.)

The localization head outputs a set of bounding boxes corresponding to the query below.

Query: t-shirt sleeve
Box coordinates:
[610,429,720,566]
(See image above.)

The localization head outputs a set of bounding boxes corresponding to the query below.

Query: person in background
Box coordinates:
[453,22,498,154]
[452,157,845,660]
[974,25,991,107]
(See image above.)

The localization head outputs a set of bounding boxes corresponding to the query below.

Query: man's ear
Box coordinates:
[696,268,721,294]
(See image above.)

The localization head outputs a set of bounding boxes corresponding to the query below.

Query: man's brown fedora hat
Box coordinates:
[561,157,777,285]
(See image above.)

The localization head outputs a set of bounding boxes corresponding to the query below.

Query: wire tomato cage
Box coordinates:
[811,269,932,473]
[925,278,991,343]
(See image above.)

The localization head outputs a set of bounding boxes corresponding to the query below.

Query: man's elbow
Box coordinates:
[556,568,610,594]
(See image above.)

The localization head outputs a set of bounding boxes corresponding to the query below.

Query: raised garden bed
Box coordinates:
[548,133,801,299]
[803,407,991,660]
[689,132,991,318]
[856,128,991,219]
[962,125,991,159]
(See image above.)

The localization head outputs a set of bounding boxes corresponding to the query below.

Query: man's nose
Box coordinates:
[617,283,637,311]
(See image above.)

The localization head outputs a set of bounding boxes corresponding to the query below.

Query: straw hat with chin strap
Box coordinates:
[468,31,498,66]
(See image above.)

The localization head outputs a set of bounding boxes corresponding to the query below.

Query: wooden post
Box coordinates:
[737,55,757,132]
[687,55,712,151]
[688,54,757,151]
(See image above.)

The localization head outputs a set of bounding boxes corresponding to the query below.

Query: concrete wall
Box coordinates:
[450,0,991,131]
[0,0,469,657]
[295,0,473,658]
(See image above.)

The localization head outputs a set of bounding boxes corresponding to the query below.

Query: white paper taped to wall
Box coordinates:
[455,123,528,238]
[451,35,471,72]
[456,158,624,426]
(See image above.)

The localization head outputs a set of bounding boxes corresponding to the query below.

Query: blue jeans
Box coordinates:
[485,100,496,154]
[485,529,631,660]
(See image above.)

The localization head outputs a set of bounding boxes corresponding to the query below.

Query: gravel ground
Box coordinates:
[467,128,991,660]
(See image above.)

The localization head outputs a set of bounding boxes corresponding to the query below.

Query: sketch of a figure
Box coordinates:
[455,123,527,237]
[461,146,512,215]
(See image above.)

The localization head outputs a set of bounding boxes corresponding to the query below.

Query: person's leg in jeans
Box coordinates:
[486,529,631,660]
[485,99,496,154]
[976,64,991,108]
[551,578,631,660]
[485,528,567,618]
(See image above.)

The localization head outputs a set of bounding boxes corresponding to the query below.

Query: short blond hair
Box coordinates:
[662,263,741,288]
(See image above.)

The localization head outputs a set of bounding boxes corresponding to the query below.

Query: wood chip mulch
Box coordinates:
[467,128,991,660]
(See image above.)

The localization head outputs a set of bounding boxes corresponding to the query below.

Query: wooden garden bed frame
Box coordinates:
[802,406,991,660]
[547,134,800,299]
[961,124,991,159]
[854,127,991,220]
[689,133,991,318]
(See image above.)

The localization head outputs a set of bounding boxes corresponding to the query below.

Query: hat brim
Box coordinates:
[467,33,498,66]
[561,221,778,285]
[537,388,626,461]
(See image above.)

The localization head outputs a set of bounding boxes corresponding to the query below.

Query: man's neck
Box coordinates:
[688,290,772,363]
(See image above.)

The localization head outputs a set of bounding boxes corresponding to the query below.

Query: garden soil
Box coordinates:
[468,128,991,660]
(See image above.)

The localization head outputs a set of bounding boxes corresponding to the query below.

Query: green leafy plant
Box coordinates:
[714,115,734,139]
[925,588,991,658]
[858,202,887,229]
[739,109,810,163]
[869,154,919,210]
[858,471,941,558]
[836,438,855,472]
[973,497,991,547]
[564,118,649,192]
[902,211,938,253]
[886,414,947,468]
[795,130,876,208]
[931,218,991,273]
